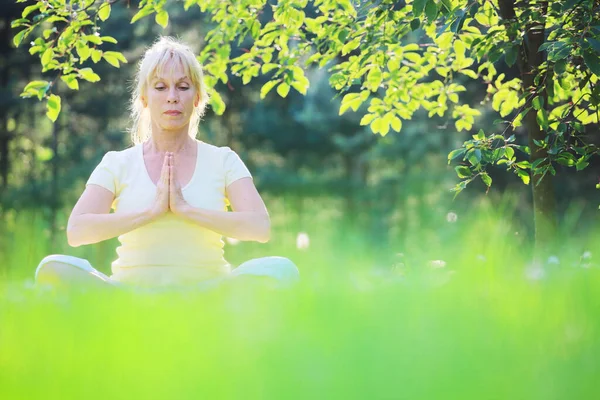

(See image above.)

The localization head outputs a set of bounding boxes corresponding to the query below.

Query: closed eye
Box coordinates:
[155,86,189,91]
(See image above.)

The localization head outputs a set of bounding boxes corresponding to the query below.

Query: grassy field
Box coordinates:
[1,197,599,399]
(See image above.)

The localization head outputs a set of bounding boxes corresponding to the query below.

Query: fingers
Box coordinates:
[169,153,179,190]
[161,152,170,184]
[168,153,173,190]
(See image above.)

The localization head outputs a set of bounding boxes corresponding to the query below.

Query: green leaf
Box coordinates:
[11,18,29,28]
[390,116,402,132]
[425,0,439,21]
[554,59,567,75]
[23,80,49,91]
[46,94,61,123]
[102,51,127,68]
[341,38,360,56]
[450,10,466,33]
[61,74,79,90]
[339,93,362,115]
[85,34,103,45]
[91,49,103,63]
[440,0,453,13]
[79,68,101,82]
[387,58,400,72]
[42,28,54,40]
[13,29,29,48]
[21,80,49,99]
[104,51,127,63]
[561,0,582,13]
[587,38,600,53]
[505,45,518,67]
[76,42,91,61]
[410,19,420,31]
[455,165,472,178]
[548,42,572,62]
[41,48,53,66]
[378,114,391,136]
[261,63,279,74]
[277,82,290,98]
[536,109,549,130]
[260,80,279,99]
[131,6,154,24]
[583,49,600,77]
[360,113,376,126]
[459,69,478,79]
[22,3,41,18]
[98,3,111,21]
[337,29,349,43]
[100,36,118,44]
[370,117,382,134]
[156,10,169,28]
[209,90,226,115]
[329,73,346,90]
[413,0,426,17]
[576,158,589,171]
[291,81,308,95]
[481,173,492,187]
[448,148,466,163]
[468,148,482,165]
[103,52,120,67]
[451,181,468,197]
[367,67,382,89]
[516,168,530,184]
[505,146,515,159]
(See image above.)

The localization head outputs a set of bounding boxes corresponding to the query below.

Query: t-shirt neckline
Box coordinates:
[139,140,199,191]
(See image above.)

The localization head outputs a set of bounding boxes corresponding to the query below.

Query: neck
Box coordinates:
[146,129,195,155]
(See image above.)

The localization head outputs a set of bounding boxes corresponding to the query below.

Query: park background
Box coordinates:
[0,1,598,279]
[1,1,600,398]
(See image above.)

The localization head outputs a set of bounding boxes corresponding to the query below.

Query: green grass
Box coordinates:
[1,198,599,399]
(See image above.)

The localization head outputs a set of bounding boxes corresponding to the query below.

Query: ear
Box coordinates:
[194,92,200,108]
[141,96,147,108]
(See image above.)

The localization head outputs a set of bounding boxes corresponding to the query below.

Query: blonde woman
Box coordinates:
[34,36,299,291]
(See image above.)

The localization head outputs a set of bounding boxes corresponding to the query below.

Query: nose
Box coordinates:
[167,87,179,104]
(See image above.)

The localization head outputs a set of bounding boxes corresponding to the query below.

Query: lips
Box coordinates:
[165,110,181,115]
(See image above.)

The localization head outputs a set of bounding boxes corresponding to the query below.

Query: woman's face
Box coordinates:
[143,59,199,132]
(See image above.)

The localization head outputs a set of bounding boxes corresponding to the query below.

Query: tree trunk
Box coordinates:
[498,0,556,256]
[0,120,8,195]
[49,113,61,249]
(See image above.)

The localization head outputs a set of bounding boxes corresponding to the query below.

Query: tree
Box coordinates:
[12,0,600,253]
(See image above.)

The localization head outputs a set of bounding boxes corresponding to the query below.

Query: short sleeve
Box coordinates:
[86,151,119,194]
[223,147,252,187]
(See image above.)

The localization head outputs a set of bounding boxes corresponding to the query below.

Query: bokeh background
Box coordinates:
[2,1,600,399]
[1,2,598,280]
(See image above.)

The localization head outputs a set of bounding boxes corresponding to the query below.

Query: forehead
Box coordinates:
[150,58,190,82]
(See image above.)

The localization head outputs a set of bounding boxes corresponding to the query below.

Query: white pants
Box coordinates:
[35,255,300,291]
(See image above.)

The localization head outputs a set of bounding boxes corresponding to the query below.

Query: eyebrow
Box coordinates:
[152,76,190,83]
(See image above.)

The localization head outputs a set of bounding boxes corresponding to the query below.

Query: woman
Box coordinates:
[35,36,299,291]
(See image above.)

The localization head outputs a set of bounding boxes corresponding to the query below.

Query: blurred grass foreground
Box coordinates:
[1,200,600,399]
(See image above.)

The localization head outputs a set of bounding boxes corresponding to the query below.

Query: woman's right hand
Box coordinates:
[149,152,171,220]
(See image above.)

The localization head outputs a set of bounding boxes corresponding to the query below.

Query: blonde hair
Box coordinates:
[128,36,210,145]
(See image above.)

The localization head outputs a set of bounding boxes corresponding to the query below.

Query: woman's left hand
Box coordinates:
[169,153,191,216]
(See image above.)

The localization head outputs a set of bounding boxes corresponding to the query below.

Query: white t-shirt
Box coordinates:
[85,140,252,285]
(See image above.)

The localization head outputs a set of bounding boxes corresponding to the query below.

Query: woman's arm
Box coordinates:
[179,177,271,243]
[67,185,155,247]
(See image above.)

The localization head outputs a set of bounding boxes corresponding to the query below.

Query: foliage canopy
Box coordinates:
[12,0,600,195]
